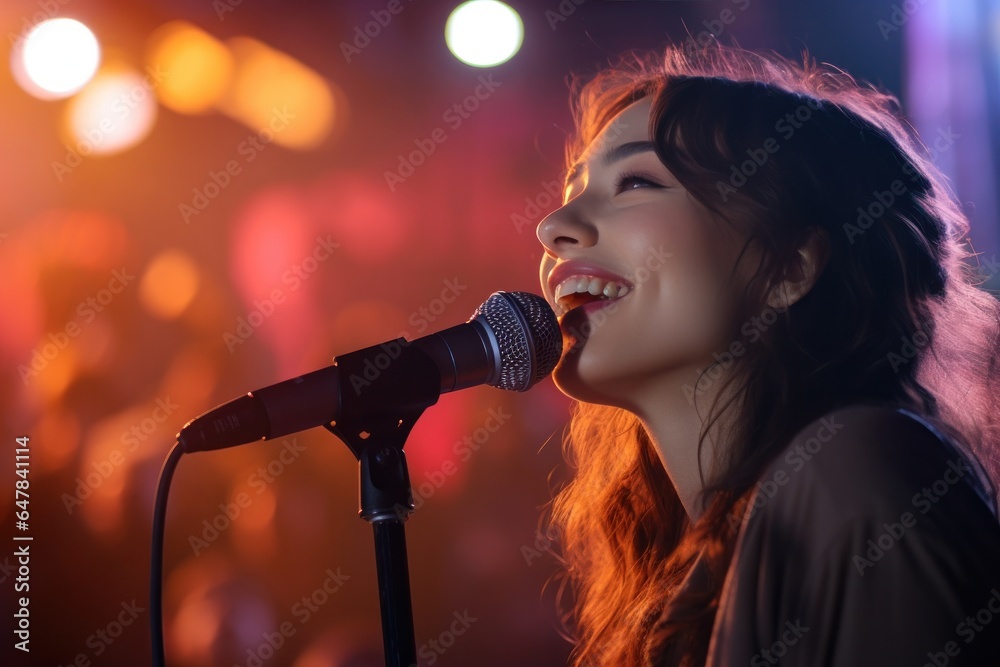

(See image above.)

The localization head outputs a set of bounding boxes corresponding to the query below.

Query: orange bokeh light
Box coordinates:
[218,37,335,150]
[146,21,234,114]
[139,249,201,319]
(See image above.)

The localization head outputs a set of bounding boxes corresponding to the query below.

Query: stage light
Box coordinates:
[445,0,523,68]
[64,66,158,155]
[15,18,100,99]
[146,21,234,114]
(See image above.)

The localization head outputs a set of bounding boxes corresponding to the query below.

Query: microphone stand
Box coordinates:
[323,337,443,667]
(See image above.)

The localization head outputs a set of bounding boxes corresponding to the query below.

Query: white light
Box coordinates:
[65,68,157,155]
[445,1,523,68]
[17,18,101,99]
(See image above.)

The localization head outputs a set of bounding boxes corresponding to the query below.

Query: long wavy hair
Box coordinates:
[542,43,1000,666]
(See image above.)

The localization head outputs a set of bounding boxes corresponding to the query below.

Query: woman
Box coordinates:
[535,43,1000,666]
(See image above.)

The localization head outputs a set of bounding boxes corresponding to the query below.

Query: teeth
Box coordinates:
[552,275,632,316]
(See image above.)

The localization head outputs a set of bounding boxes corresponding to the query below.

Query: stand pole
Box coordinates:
[372,520,416,667]
[356,443,418,667]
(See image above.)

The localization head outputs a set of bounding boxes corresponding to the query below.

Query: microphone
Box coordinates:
[176,291,561,453]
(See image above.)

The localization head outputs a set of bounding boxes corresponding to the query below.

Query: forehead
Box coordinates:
[568,97,652,179]
[584,98,651,157]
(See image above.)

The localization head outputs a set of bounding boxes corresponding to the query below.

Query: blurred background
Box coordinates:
[1,0,998,665]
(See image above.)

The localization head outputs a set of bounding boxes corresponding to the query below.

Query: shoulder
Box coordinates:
[712,404,1000,666]
[783,402,949,476]
[744,403,996,540]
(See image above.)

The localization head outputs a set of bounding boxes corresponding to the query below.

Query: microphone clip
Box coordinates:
[326,336,442,522]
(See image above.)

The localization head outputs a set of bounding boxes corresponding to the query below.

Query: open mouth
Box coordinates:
[553,276,631,318]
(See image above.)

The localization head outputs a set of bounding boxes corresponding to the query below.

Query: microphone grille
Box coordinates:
[474,291,562,391]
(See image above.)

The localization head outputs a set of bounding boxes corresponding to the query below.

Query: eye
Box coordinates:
[613,170,662,194]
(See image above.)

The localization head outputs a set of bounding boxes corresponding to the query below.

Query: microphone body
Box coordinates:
[177,291,560,452]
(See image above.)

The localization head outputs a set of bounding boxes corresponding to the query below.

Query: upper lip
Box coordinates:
[546,260,634,302]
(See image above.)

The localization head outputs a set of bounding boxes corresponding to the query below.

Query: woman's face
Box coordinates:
[536,97,751,413]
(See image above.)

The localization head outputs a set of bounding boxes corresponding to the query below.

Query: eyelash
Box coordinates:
[613,170,661,194]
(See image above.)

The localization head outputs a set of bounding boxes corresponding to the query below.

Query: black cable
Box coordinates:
[151,442,184,667]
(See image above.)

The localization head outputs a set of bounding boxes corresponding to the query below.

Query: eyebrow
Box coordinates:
[564,140,658,187]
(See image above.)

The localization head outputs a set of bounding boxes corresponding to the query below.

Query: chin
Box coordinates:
[551,347,636,410]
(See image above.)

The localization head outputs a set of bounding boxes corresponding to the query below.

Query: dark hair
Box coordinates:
[543,43,1000,666]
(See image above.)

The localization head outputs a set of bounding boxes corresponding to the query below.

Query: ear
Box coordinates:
[766,227,829,309]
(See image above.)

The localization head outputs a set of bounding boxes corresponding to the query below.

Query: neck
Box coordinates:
[628,364,738,521]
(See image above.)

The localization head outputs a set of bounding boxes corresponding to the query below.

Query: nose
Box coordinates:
[535,199,598,257]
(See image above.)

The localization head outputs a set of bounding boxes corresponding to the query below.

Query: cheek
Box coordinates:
[629,218,740,352]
